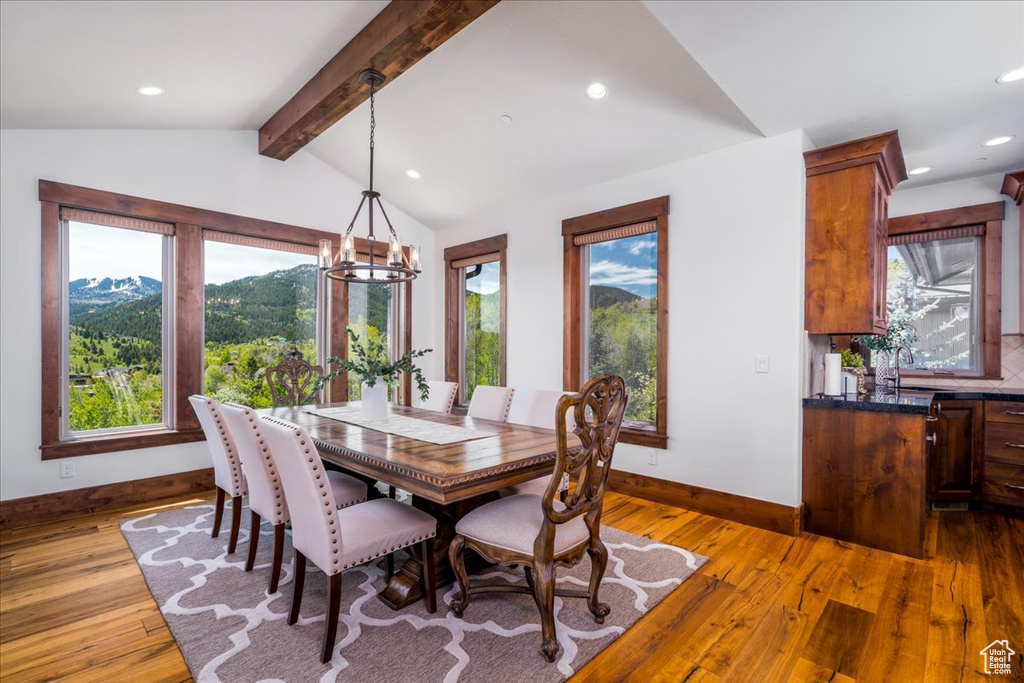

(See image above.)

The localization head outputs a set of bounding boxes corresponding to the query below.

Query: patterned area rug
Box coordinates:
[121,503,707,682]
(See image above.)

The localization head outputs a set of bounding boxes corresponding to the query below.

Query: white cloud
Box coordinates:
[626,237,657,256]
[588,260,656,288]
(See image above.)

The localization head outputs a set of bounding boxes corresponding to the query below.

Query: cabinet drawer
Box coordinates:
[985,401,1024,425]
[982,462,1024,507]
[984,421,1024,465]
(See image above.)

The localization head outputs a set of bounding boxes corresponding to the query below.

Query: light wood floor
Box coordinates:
[1,491,1022,682]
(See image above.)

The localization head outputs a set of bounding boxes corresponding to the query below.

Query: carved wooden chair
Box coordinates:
[261,415,438,663]
[188,395,247,554]
[448,374,628,662]
[220,403,368,594]
[265,349,324,408]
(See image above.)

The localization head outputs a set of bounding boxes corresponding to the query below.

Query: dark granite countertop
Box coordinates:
[803,387,1024,415]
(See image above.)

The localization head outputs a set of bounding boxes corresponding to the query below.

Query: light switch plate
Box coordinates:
[60,461,74,478]
[646,449,657,466]
[755,355,770,373]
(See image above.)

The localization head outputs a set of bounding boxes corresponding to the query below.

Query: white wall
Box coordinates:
[0,129,436,500]
[433,130,809,507]
[890,171,1021,333]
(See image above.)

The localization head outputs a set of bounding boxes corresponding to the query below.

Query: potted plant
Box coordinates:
[319,329,432,421]
[839,348,867,395]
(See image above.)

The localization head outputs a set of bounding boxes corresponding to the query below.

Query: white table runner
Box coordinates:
[303,406,495,445]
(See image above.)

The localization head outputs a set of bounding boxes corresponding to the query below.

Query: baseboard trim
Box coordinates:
[0,468,215,531]
[607,470,802,536]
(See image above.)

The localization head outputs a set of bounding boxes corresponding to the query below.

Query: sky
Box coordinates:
[68,222,315,284]
[588,234,657,299]
[465,260,500,295]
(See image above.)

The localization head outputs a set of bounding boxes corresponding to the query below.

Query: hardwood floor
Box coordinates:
[1,491,1021,682]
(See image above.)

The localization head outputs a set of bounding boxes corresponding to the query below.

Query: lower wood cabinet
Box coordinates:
[982,401,1024,509]
[927,399,983,502]
[803,407,927,558]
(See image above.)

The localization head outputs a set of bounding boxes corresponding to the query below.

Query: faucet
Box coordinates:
[893,345,915,390]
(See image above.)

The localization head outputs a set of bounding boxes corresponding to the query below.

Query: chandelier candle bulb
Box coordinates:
[388,236,402,266]
[341,235,355,265]
[318,239,333,268]
[410,245,421,272]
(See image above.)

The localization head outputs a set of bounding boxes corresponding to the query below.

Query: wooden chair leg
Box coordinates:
[384,552,394,583]
[212,488,226,538]
[531,558,560,663]
[321,573,343,664]
[227,495,243,554]
[288,551,306,626]
[420,538,436,613]
[269,524,285,594]
[245,510,261,572]
[448,534,470,616]
[585,537,610,623]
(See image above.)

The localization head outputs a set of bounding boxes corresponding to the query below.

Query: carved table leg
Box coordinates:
[378,493,496,610]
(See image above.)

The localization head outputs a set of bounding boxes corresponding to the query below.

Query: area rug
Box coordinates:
[121,503,706,682]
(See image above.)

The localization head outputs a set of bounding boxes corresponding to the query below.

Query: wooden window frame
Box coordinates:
[562,196,669,449]
[39,179,414,460]
[885,201,1004,379]
[443,234,507,406]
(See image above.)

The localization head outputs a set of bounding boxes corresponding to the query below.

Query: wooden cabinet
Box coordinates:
[803,407,927,558]
[982,401,1024,509]
[927,399,983,502]
[804,131,907,334]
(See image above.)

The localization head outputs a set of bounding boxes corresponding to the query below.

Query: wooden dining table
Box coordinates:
[260,401,571,610]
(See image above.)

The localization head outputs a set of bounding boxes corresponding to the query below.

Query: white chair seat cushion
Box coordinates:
[455,493,589,556]
[336,498,436,570]
[327,470,368,510]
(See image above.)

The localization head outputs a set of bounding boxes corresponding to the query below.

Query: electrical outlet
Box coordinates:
[60,461,75,479]
[646,449,657,466]
[755,355,770,374]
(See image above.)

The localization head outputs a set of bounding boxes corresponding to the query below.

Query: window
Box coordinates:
[63,210,173,435]
[202,235,320,408]
[345,282,396,400]
[444,235,507,405]
[563,197,668,448]
[39,179,387,459]
[886,202,1004,378]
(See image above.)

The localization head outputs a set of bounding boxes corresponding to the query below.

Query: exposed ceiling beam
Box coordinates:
[259,0,499,161]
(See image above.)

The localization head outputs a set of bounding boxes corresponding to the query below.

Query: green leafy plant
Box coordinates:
[318,329,432,403]
[856,316,916,356]
[839,349,864,369]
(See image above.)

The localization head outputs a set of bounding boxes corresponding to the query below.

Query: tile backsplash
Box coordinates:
[909,334,1024,390]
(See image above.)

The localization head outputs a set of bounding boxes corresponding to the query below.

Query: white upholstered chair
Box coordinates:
[261,415,438,663]
[466,385,515,422]
[189,395,248,554]
[220,403,368,594]
[419,380,458,414]
[507,389,575,496]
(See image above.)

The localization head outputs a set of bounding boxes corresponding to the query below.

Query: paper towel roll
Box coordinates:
[824,353,842,396]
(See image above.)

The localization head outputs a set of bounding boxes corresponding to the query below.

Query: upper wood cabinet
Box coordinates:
[804,131,907,334]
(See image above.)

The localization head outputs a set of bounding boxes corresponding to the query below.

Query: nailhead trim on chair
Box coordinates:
[502,390,515,422]
[205,399,245,496]
[241,407,287,523]
[340,530,436,571]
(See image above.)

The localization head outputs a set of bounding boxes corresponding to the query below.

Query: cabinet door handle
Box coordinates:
[924,416,939,422]
[1006,442,1024,449]
[1005,483,1024,491]
[926,433,937,445]
[1006,410,1024,416]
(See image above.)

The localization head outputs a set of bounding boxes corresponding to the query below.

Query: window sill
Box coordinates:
[41,428,206,460]
[619,426,667,449]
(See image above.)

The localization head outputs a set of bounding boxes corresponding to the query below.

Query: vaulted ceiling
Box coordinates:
[2,0,1021,229]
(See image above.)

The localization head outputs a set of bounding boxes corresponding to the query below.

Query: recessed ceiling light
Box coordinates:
[137,86,163,96]
[970,157,988,165]
[983,135,1015,147]
[406,169,421,179]
[908,166,932,176]
[585,82,608,100]
[499,114,512,125]
[996,66,1024,84]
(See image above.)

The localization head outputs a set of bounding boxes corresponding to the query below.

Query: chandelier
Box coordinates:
[319,69,421,283]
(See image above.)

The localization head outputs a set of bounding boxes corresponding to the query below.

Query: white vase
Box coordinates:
[361,377,388,421]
